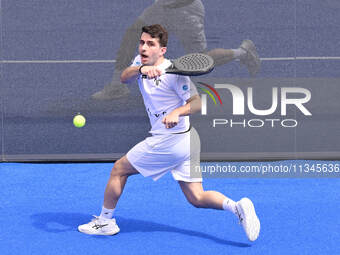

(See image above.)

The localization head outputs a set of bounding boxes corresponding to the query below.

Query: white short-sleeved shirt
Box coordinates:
[131,55,198,135]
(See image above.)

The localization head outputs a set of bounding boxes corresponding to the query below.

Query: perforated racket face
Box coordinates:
[172,53,214,74]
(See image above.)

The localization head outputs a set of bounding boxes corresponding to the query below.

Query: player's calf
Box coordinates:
[186,192,206,208]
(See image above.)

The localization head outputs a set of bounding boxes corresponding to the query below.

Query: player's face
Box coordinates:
[139,32,166,65]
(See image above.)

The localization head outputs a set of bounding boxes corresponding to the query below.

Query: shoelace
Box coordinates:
[90,215,109,229]
[235,207,243,225]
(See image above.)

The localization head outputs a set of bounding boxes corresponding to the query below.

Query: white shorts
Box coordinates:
[126,127,202,182]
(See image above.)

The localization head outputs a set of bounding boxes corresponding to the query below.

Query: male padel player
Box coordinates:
[79,24,260,242]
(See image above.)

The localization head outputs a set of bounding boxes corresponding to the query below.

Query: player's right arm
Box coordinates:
[120,66,140,84]
[121,55,142,84]
[121,65,163,83]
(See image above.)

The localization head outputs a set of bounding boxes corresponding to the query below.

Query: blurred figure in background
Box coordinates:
[92,0,260,100]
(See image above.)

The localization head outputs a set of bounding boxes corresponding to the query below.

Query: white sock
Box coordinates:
[232,48,247,59]
[222,197,237,215]
[99,206,114,220]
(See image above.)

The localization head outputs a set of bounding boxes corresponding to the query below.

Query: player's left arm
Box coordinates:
[162,95,201,129]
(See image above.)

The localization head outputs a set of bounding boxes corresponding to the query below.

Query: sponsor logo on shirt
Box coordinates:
[147,108,167,118]
[154,77,161,86]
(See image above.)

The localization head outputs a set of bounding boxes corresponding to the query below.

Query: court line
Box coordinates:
[1,56,340,64]
[1,60,117,64]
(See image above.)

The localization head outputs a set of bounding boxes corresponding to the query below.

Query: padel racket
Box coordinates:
[142,53,214,78]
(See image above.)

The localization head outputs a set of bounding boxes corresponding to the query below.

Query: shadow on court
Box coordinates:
[30,212,250,248]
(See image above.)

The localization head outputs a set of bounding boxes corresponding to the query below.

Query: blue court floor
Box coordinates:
[1,161,339,255]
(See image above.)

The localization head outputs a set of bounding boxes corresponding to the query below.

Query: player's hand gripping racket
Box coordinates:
[142,53,214,78]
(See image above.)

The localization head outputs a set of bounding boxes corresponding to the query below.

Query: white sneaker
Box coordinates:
[235,198,260,241]
[91,84,130,100]
[78,215,120,235]
[239,39,261,76]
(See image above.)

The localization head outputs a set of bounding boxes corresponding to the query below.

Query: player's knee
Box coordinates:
[111,159,125,177]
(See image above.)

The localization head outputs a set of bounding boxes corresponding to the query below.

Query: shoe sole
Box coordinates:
[240,40,261,76]
[237,198,260,241]
[78,226,120,236]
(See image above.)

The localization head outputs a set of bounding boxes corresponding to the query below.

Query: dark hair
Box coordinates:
[141,24,168,47]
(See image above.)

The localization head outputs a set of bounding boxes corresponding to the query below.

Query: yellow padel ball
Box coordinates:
[73,114,86,128]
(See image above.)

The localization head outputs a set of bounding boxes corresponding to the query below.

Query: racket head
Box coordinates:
[165,53,214,76]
